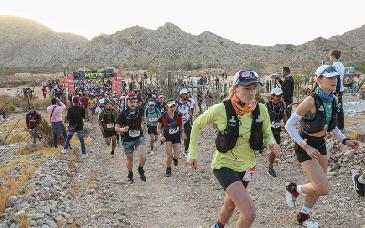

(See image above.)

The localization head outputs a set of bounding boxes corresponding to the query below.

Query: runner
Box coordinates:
[115,93,147,183]
[144,99,161,152]
[177,88,192,156]
[155,95,167,113]
[285,65,360,227]
[157,99,183,177]
[89,95,97,117]
[265,87,286,177]
[188,70,280,228]
[98,99,119,156]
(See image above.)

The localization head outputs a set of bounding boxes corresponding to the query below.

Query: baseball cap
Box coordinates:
[72,96,80,104]
[158,94,165,99]
[166,99,176,107]
[104,98,111,104]
[147,100,155,106]
[126,92,138,100]
[271,87,283,95]
[233,70,263,86]
[315,65,339,78]
[180,88,189,95]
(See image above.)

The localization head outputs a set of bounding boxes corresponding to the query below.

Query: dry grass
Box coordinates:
[17,144,46,155]
[18,214,29,228]
[0,94,51,111]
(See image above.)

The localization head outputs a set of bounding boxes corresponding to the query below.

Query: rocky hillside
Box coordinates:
[1,16,365,70]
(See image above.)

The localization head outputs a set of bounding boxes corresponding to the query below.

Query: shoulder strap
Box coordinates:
[50,106,57,122]
[252,103,260,119]
[223,99,239,127]
[310,93,322,110]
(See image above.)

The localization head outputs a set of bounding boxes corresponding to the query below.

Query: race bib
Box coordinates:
[129,130,140,137]
[149,117,158,122]
[271,121,281,129]
[168,127,179,135]
[106,123,114,129]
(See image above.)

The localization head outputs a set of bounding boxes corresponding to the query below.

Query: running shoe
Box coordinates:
[111,150,115,157]
[165,167,172,177]
[268,166,277,177]
[351,170,365,197]
[286,181,299,208]
[297,212,320,228]
[81,153,88,159]
[128,172,134,184]
[173,158,178,166]
[138,166,146,182]
[210,224,220,228]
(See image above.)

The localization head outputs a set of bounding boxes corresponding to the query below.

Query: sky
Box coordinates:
[1,0,365,46]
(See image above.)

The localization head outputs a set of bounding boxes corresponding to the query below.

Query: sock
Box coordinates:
[296,185,303,194]
[301,205,312,214]
[138,166,145,176]
[359,175,365,184]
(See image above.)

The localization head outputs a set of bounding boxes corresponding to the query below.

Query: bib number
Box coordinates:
[129,130,140,137]
[107,123,114,129]
[168,127,179,135]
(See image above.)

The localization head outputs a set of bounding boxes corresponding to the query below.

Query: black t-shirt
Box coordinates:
[66,106,85,131]
[117,107,144,142]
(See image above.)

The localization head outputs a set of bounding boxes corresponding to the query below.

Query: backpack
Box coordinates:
[161,111,183,128]
[215,100,263,153]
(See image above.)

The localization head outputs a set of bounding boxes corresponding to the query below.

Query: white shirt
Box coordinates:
[332,61,345,92]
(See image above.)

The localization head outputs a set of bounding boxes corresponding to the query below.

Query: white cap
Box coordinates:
[271,87,283,95]
[180,88,189,95]
[315,65,339,78]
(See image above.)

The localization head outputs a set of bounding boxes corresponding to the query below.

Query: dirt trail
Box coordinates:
[74,118,365,228]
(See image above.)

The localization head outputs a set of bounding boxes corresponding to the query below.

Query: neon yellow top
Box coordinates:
[188,102,276,172]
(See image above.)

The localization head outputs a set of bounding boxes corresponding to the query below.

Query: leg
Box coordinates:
[184,123,192,153]
[137,144,147,167]
[31,128,37,144]
[60,124,68,142]
[111,135,117,151]
[165,141,173,167]
[126,153,134,172]
[64,130,75,150]
[77,131,86,154]
[225,181,256,228]
[105,137,111,146]
[301,155,329,208]
[172,143,181,161]
[217,193,236,225]
[51,124,58,147]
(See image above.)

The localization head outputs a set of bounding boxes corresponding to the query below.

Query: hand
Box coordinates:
[121,126,129,133]
[181,132,187,140]
[187,159,197,170]
[303,144,320,159]
[269,144,281,157]
[346,140,360,149]
[160,135,166,142]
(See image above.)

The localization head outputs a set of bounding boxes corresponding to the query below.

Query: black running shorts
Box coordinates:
[213,167,247,190]
[103,130,117,138]
[295,132,327,163]
[147,126,158,135]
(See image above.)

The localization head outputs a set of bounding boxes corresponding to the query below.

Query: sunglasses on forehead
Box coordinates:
[235,71,258,83]
[321,66,337,75]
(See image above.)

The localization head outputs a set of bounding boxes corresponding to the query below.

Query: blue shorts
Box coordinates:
[122,137,145,154]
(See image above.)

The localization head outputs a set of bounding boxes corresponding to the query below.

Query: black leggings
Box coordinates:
[184,122,192,152]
